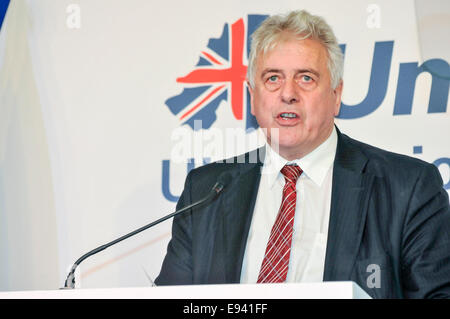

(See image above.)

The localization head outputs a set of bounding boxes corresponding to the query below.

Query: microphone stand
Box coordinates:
[63,180,227,289]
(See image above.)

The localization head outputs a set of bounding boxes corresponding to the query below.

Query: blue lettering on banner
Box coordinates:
[394,59,450,115]
[337,41,449,119]
[338,41,393,119]
[414,146,450,191]
[434,157,450,190]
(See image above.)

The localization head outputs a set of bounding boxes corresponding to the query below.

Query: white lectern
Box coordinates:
[0,281,371,299]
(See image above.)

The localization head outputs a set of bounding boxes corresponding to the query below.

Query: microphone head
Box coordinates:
[212,171,232,194]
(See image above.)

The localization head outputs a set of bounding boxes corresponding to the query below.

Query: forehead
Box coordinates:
[256,37,329,73]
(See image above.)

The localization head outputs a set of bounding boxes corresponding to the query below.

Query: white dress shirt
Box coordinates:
[240,127,338,283]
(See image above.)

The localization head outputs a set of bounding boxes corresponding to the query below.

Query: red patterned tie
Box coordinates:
[257,164,303,283]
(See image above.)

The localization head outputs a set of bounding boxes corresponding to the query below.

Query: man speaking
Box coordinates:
[155,10,450,298]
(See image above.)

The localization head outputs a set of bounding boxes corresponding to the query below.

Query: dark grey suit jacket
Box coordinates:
[155,128,450,298]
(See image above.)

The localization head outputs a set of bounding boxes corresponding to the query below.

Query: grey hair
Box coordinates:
[247,10,344,89]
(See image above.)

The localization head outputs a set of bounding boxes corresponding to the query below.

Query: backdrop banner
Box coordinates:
[0,0,448,290]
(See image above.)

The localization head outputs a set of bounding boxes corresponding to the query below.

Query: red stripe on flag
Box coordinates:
[202,51,223,65]
[179,85,226,121]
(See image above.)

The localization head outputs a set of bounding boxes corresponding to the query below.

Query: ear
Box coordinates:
[247,80,256,116]
[333,80,343,116]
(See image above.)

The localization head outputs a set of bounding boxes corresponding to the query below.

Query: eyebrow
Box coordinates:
[261,68,320,79]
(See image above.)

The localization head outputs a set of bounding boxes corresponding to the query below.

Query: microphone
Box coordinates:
[63,172,232,289]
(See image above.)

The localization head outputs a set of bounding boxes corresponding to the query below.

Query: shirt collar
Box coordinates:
[262,126,338,188]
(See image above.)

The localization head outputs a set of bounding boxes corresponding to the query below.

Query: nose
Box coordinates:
[280,78,300,105]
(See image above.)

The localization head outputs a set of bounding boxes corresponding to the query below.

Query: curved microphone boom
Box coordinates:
[63,172,232,289]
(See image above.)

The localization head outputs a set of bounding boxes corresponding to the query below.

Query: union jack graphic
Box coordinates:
[165,15,268,131]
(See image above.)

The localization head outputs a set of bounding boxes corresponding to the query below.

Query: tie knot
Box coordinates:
[281,164,302,184]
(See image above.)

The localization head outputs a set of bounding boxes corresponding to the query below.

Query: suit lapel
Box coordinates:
[220,148,264,283]
[323,130,374,281]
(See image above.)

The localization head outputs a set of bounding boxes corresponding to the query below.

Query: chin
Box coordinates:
[272,140,304,154]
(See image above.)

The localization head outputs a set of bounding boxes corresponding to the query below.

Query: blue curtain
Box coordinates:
[0,0,10,30]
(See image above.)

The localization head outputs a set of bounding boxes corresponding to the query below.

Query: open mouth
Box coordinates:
[275,112,300,126]
[278,112,298,119]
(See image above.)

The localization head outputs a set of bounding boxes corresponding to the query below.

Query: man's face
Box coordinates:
[249,37,343,160]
